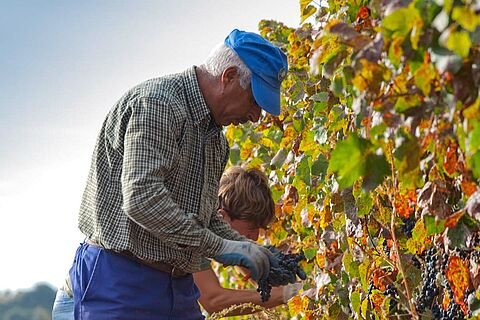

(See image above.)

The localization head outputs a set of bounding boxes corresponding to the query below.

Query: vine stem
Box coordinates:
[390,206,418,319]
[387,141,418,319]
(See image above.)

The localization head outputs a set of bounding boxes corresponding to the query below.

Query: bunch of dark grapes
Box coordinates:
[257,248,306,302]
[432,300,463,320]
[385,284,398,311]
[416,247,439,313]
[400,215,416,238]
[442,300,464,320]
[383,239,390,256]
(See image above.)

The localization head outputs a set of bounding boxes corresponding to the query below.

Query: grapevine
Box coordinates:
[220,0,480,318]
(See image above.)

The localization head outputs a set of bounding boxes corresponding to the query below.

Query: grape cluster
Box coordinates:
[257,248,306,302]
[400,215,416,238]
[434,301,466,320]
[437,289,464,320]
[444,301,464,320]
[383,239,390,256]
[385,284,398,311]
[416,247,439,313]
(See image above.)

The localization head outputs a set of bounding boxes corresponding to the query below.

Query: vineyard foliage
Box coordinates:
[218,0,480,319]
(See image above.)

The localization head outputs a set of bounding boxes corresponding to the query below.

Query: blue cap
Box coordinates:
[224,29,288,116]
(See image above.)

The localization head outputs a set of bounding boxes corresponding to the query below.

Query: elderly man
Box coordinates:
[68,29,291,319]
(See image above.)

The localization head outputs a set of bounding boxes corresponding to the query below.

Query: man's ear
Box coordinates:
[220,67,238,88]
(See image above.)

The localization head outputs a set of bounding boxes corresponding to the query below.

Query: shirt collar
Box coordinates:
[182,66,213,127]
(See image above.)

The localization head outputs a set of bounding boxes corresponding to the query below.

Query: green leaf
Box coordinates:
[229,147,241,165]
[370,123,387,138]
[343,252,360,278]
[447,221,469,248]
[469,151,480,179]
[359,260,370,291]
[350,291,361,315]
[469,120,480,153]
[393,95,421,113]
[303,247,317,261]
[333,213,346,232]
[328,134,370,189]
[363,153,391,191]
[446,31,472,58]
[424,215,446,236]
[383,7,420,37]
[297,155,311,186]
[311,153,328,178]
[394,129,422,189]
[311,92,329,102]
[356,191,373,217]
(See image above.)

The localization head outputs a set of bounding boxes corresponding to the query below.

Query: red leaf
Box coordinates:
[356,6,371,20]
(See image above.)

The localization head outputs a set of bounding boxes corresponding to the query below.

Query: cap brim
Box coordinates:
[251,74,281,116]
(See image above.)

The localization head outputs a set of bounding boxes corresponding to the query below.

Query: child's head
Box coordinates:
[218,166,275,241]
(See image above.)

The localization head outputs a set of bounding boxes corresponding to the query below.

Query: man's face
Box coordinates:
[220,85,262,126]
[215,68,263,126]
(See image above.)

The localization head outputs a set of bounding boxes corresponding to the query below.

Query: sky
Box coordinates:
[0,1,300,291]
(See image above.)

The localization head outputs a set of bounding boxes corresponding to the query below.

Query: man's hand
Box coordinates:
[214,240,278,281]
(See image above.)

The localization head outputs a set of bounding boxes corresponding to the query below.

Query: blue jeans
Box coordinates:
[52,289,74,320]
[69,242,204,320]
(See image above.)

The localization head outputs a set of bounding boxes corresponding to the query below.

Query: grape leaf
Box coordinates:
[328,134,369,189]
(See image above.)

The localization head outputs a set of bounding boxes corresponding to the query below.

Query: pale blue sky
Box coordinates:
[0,1,300,290]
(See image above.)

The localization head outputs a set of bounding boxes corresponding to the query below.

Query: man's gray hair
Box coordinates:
[204,43,252,90]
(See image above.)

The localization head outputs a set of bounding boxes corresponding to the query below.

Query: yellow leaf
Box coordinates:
[361,298,369,318]
[446,30,472,58]
[463,98,480,120]
[280,125,297,149]
[414,60,436,96]
[301,5,317,23]
[240,138,254,160]
[452,6,480,32]
[405,218,427,254]
[288,295,308,314]
[388,36,404,67]
[316,252,325,268]
[446,256,470,310]
[410,14,423,50]
[259,137,275,149]
[352,59,389,93]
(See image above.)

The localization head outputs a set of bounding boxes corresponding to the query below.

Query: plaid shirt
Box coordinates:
[78,67,245,273]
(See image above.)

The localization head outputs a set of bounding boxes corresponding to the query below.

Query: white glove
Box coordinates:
[282,282,303,303]
[214,239,277,281]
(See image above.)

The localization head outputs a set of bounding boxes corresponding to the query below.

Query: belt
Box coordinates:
[85,239,188,277]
